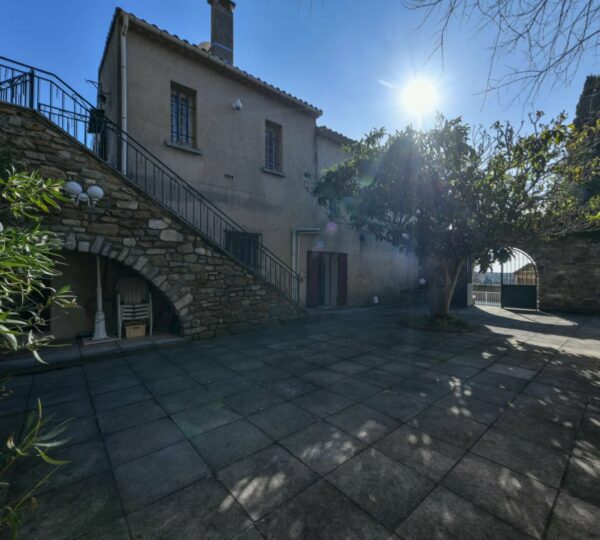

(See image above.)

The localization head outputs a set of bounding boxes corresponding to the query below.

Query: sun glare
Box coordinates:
[402,78,438,116]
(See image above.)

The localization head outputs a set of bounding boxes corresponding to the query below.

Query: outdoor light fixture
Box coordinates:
[64,180,104,206]
[232,98,243,111]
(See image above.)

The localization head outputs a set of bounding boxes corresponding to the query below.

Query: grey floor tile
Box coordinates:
[144,375,199,397]
[328,448,434,530]
[355,368,405,388]
[93,384,153,412]
[364,390,428,422]
[301,368,347,387]
[380,361,423,378]
[375,424,465,482]
[97,399,166,435]
[328,377,382,401]
[280,421,366,474]
[493,410,576,452]
[562,454,600,507]
[18,472,123,540]
[257,480,396,540]
[190,419,272,470]
[472,428,569,488]
[89,374,141,396]
[204,374,256,398]
[225,387,284,415]
[487,363,538,380]
[78,517,130,540]
[546,491,600,540]
[443,453,556,538]
[391,379,451,403]
[471,371,527,392]
[127,478,252,539]
[327,403,398,444]
[172,401,241,437]
[249,402,316,439]
[508,393,583,429]
[328,360,370,376]
[409,408,488,450]
[105,417,185,466]
[434,394,505,424]
[396,486,530,540]
[218,445,318,520]
[292,388,354,417]
[157,386,218,414]
[114,440,210,513]
[265,376,318,399]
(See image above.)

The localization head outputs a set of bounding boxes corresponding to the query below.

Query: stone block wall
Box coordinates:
[0,103,305,339]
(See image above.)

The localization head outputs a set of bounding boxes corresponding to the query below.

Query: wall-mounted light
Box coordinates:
[232,98,243,111]
[64,181,105,206]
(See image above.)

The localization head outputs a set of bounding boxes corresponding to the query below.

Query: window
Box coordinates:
[264,120,282,172]
[170,84,195,146]
[226,231,261,269]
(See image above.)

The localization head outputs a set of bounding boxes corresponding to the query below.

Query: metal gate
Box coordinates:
[501,248,538,310]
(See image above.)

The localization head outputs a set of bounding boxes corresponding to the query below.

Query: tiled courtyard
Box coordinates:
[1,305,599,539]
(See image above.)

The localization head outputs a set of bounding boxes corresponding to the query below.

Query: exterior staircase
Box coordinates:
[0,56,301,304]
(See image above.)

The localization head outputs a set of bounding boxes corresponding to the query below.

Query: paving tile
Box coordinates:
[172,401,241,437]
[409,407,488,449]
[562,454,600,507]
[471,371,527,392]
[28,383,89,409]
[328,360,370,375]
[443,453,556,538]
[9,439,110,497]
[18,472,123,540]
[292,388,354,417]
[301,368,347,386]
[363,390,428,422]
[493,410,576,452]
[44,396,94,419]
[225,387,285,415]
[144,375,199,397]
[218,445,318,520]
[243,366,289,383]
[396,486,530,540]
[93,384,153,412]
[88,374,142,396]
[156,386,216,414]
[105,417,184,466]
[128,478,252,539]
[509,393,583,428]
[328,448,434,530]
[355,368,405,388]
[391,379,450,403]
[265,376,318,399]
[233,525,266,540]
[256,480,396,540]
[114,440,210,513]
[487,363,538,380]
[204,374,256,398]
[249,402,316,439]
[59,415,101,447]
[97,399,166,435]
[448,381,517,406]
[190,419,272,471]
[472,428,569,488]
[546,491,600,540]
[279,359,318,376]
[327,404,398,443]
[375,424,465,482]
[380,361,423,378]
[78,517,130,539]
[353,353,389,367]
[134,364,185,382]
[328,377,382,401]
[434,394,505,424]
[280,421,366,474]
[430,362,480,378]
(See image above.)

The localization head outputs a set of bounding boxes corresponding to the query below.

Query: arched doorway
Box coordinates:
[472,248,538,310]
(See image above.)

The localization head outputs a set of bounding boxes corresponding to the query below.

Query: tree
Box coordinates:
[314,115,599,319]
[406,0,600,100]
[0,168,74,537]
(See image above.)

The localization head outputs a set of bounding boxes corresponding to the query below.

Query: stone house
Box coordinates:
[97,1,418,311]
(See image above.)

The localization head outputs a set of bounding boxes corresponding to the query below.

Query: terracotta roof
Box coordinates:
[316,125,355,146]
[99,8,323,118]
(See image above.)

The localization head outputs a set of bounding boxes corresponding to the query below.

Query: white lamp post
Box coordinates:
[64,180,110,342]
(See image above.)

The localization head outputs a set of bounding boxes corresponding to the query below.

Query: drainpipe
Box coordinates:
[292,227,320,274]
[120,13,129,175]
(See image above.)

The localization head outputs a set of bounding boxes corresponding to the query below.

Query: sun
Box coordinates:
[401,78,438,115]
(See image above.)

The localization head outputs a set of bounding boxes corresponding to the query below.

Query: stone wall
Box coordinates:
[525,237,600,314]
[0,103,305,339]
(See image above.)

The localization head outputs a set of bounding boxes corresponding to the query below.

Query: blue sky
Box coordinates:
[2,0,594,139]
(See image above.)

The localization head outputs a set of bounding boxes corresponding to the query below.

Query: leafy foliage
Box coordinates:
[314,115,599,318]
[0,169,76,360]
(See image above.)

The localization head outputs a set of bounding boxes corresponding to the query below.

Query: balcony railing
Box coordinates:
[0,57,301,304]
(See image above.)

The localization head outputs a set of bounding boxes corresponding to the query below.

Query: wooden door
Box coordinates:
[306,251,320,308]
[337,253,348,306]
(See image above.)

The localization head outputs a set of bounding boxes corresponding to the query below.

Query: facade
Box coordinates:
[98,2,419,309]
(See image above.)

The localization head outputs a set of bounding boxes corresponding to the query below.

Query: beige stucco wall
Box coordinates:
[99,17,418,306]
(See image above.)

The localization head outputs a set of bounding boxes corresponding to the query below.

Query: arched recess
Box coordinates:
[50,237,186,341]
[472,247,539,310]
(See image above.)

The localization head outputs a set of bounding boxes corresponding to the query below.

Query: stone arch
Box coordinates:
[59,232,191,335]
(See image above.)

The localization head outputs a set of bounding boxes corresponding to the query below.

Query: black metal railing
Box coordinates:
[0,57,301,303]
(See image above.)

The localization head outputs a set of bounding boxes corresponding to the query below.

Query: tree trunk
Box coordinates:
[423,257,463,319]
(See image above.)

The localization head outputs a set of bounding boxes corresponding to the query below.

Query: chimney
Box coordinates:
[207,0,235,64]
